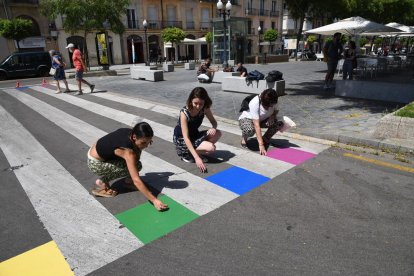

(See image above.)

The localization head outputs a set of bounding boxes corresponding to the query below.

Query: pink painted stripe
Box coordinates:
[266,147,316,165]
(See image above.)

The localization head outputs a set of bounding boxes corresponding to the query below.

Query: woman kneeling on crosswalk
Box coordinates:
[173,87,222,173]
[87,122,168,211]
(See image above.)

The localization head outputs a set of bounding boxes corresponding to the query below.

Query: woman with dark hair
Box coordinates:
[173,87,222,173]
[238,88,284,156]
[342,41,356,80]
[87,122,167,211]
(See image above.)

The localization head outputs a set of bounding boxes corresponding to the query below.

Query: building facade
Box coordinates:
[1,0,287,66]
[0,0,54,61]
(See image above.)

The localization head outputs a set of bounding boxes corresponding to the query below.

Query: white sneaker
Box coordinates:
[181,156,195,163]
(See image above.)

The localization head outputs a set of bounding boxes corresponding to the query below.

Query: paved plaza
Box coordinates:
[1,60,413,275]
[86,60,411,152]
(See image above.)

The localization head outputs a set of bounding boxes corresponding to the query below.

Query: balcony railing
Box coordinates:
[200,21,211,30]
[164,21,182,28]
[127,20,139,29]
[259,9,270,16]
[144,20,183,29]
[245,8,257,16]
[231,0,240,5]
[186,21,195,29]
[270,10,280,17]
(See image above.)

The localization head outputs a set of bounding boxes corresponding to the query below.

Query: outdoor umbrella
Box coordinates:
[362,22,414,36]
[305,16,402,36]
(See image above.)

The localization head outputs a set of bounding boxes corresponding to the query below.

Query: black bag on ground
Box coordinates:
[239,94,257,113]
[265,70,283,82]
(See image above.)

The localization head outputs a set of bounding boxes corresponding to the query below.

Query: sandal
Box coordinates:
[91,187,118,198]
[240,142,248,149]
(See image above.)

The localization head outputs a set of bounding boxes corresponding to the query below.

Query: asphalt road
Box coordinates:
[0,74,413,276]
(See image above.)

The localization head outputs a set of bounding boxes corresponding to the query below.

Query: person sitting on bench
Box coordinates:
[236,62,248,77]
[197,57,217,83]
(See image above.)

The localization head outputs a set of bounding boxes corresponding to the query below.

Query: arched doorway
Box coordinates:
[148,35,160,63]
[126,35,143,64]
[16,15,43,52]
[18,15,40,36]
[66,36,86,68]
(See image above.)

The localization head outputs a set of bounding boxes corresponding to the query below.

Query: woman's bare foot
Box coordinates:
[95,179,109,189]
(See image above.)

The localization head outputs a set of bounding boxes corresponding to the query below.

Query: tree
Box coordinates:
[40,0,130,66]
[205,31,213,56]
[285,0,331,60]
[161,27,186,62]
[263,29,278,54]
[337,0,414,25]
[0,18,33,50]
[263,29,278,42]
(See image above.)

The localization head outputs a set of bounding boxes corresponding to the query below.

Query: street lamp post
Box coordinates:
[258,25,263,64]
[258,25,261,54]
[217,0,232,68]
[143,19,149,66]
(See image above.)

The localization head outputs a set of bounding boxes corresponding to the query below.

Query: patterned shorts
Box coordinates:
[173,130,208,158]
[239,118,284,142]
[87,150,142,183]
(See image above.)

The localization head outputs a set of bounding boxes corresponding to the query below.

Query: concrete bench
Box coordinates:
[222,76,285,95]
[163,63,174,72]
[130,67,164,82]
[132,64,158,70]
[185,63,195,70]
[212,71,239,83]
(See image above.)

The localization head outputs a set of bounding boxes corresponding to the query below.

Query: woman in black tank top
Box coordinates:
[87,122,167,211]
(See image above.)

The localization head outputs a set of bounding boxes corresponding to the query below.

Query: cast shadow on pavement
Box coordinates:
[244,138,300,152]
[284,80,401,114]
[209,150,236,163]
[90,89,107,94]
[112,172,188,197]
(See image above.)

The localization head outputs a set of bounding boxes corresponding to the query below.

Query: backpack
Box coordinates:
[239,94,257,113]
[265,70,283,82]
[245,70,265,86]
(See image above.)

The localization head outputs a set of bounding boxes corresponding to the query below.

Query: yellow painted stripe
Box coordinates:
[0,241,73,276]
[344,153,414,173]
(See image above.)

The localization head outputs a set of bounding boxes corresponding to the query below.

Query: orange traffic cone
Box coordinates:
[15,81,20,88]
[41,78,47,86]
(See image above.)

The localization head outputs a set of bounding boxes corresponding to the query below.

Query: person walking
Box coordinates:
[87,122,168,211]
[173,87,222,173]
[239,88,284,156]
[49,50,70,94]
[65,43,95,96]
[323,32,343,89]
[342,41,356,80]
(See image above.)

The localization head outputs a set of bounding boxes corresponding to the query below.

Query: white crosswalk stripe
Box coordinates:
[30,85,303,178]
[1,85,332,275]
[0,104,142,276]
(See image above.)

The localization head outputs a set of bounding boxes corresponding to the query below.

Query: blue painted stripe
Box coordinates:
[205,166,270,195]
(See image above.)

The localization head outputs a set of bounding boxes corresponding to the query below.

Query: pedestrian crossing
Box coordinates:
[0,84,333,275]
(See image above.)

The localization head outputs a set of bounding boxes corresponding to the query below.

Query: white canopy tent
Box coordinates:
[362,22,414,36]
[305,16,402,36]
[164,37,208,62]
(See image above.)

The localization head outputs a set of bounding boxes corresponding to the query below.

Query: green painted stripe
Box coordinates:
[116,195,199,244]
